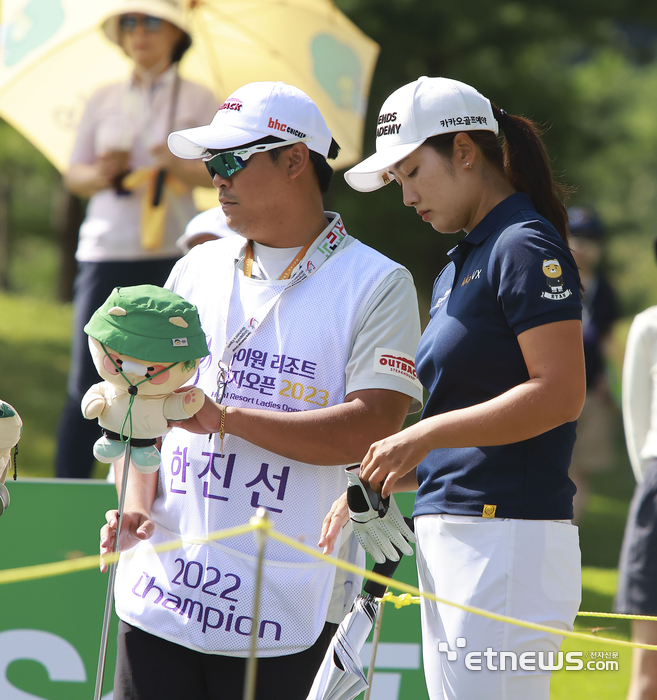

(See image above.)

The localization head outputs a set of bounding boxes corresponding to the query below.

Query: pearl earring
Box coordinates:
[466,162,470,167]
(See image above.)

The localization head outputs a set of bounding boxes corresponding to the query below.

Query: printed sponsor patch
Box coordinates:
[540,259,573,300]
[440,115,488,128]
[374,348,422,390]
[172,338,189,346]
[218,99,243,112]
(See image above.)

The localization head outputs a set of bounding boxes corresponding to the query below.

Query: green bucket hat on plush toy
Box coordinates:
[84,285,209,363]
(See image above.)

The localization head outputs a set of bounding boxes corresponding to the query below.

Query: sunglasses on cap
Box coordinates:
[203,137,311,180]
[118,15,164,33]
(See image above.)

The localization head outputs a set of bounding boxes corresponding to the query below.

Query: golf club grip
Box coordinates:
[363,517,414,599]
[152,168,167,207]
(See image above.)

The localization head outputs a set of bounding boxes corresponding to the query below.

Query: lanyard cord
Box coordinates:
[101,344,179,443]
[243,238,314,280]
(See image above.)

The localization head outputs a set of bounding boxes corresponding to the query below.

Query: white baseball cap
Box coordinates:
[176,206,235,253]
[345,77,498,192]
[168,81,333,159]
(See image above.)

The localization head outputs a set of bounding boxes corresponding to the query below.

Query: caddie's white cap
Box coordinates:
[345,77,498,192]
[168,81,333,159]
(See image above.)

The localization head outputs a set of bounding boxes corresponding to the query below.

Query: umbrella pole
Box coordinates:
[364,599,385,700]
[243,507,269,700]
[93,444,132,700]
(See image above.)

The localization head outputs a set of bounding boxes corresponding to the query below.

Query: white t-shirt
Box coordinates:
[623,306,657,482]
[70,67,218,262]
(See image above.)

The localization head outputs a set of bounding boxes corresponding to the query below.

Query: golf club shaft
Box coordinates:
[364,600,385,700]
[94,444,132,700]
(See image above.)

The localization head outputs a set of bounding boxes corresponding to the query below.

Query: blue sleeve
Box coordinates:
[493,222,582,335]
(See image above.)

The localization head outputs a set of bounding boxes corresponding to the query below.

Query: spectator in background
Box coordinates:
[175,205,235,253]
[567,206,620,522]
[616,239,657,700]
[55,0,217,478]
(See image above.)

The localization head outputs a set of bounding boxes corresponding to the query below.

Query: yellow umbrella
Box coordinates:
[0,0,379,174]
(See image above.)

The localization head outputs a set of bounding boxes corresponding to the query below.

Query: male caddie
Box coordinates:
[100,81,423,700]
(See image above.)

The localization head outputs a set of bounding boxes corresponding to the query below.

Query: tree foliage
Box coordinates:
[4,1,657,311]
[331,0,657,312]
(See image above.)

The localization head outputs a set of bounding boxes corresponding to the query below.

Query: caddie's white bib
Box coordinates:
[115,217,401,656]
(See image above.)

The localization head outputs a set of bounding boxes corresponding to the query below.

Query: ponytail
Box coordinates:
[490,104,571,245]
[425,106,572,246]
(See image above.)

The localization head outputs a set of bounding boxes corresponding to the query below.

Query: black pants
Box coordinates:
[615,457,657,615]
[55,258,178,478]
[114,619,338,700]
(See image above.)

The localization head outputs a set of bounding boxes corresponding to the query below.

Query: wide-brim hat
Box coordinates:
[345,77,498,193]
[84,285,209,363]
[101,0,192,51]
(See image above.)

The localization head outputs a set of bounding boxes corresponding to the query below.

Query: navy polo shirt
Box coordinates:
[414,193,582,520]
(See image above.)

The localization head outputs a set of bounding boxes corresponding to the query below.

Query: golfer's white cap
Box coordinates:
[168,81,333,159]
[345,77,498,193]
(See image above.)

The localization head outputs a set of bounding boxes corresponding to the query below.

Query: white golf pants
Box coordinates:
[415,514,581,700]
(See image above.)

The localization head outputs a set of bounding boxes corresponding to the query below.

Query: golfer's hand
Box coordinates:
[360,423,431,499]
[318,492,349,555]
[100,509,154,573]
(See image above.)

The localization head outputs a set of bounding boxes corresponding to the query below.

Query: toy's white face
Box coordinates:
[88,338,200,395]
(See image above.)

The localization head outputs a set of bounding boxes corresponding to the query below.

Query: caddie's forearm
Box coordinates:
[225,389,411,466]
[114,459,158,515]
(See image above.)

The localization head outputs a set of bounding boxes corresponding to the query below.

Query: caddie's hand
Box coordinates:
[345,465,416,564]
[168,390,222,435]
[100,508,154,573]
[318,491,349,556]
[360,422,431,498]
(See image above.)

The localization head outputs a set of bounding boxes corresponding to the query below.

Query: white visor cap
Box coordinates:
[168,81,332,159]
[345,77,499,193]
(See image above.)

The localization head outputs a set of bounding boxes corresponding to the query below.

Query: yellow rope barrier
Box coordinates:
[578,611,657,621]
[264,528,657,651]
[2,516,656,650]
[0,521,258,585]
[379,594,657,623]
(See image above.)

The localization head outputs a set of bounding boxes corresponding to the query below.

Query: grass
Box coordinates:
[551,567,632,698]
[0,290,110,478]
[0,292,71,477]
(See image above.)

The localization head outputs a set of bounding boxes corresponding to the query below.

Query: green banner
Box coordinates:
[0,480,427,699]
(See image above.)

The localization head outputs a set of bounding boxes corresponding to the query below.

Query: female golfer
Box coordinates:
[343,77,585,700]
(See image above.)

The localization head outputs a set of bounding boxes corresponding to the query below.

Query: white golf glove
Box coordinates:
[345,465,416,564]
